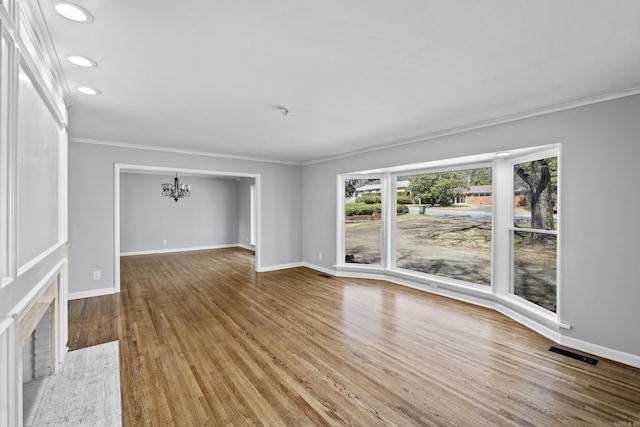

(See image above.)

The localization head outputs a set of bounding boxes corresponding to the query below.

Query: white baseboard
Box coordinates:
[495,303,562,343]
[559,334,640,369]
[120,244,238,256]
[237,244,255,251]
[301,263,336,276]
[68,287,118,300]
[256,262,303,273]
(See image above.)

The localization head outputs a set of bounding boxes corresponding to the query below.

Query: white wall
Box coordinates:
[1,1,69,425]
[302,94,640,364]
[120,173,240,253]
[68,143,302,296]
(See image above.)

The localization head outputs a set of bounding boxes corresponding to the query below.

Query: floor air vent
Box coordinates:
[549,346,598,365]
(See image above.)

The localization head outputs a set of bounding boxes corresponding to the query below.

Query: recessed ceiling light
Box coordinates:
[67,55,97,68]
[77,86,101,95]
[54,2,94,23]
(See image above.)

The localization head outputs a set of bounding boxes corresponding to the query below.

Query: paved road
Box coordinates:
[408,206,532,223]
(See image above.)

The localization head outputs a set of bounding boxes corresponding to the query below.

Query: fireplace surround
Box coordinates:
[13,274,61,427]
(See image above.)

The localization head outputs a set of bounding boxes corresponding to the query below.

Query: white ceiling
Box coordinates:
[37,0,640,164]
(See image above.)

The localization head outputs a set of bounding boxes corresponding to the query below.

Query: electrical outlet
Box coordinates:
[319,252,323,260]
[162,239,167,245]
[92,271,101,280]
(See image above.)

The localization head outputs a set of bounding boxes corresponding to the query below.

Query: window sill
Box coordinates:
[495,294,571,331]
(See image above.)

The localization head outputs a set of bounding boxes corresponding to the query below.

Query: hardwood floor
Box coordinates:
[68,248,640,426]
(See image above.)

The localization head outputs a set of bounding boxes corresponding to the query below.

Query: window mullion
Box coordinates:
[492,158,511,296]
[383,173,394,270]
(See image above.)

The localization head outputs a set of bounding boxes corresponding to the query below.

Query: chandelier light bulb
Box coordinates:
[161,174,191,202]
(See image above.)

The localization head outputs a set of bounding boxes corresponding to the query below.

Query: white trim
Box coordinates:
[334,265,387,281]
[16,241,65,279]
[10,259,66,318]
[303,87,640,166]
[58,127,68,244]
[256,262,303,273]
[0,318,16,427]
[114,165,121,294]
[72,137,299,165]
[0,3,13,25]
[249,183,256,246]
[495,294,570,331]
[254,175,262,272]
[116,163,262,178]
[506,146,561,317]
[121,244,238,257]
[559,335,640,370]
[68,286,118,301]
[555,144,564,323]
[237,244,255,251]
[57,255,69,364]
[301,262,336,277]
[334,265,496,308]
[495,303,562,342]
[16,8,66,126]
[336,175,343,267]
[1,26,18,288]
[385,274,497,311]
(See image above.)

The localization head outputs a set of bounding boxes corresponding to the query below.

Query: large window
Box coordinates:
[338,145,561,318]
[510,155,559,312]
[395,167,492,285]
[343,177,383,265]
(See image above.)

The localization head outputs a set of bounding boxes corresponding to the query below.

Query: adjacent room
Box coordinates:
[2,1,640,425]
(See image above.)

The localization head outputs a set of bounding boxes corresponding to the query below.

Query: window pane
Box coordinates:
[395,168,492,285]
[512,231,557,312]
[344,178,382,265]
[514,157,557,230]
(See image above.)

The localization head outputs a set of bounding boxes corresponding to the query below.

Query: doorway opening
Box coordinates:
[114,164,262,293]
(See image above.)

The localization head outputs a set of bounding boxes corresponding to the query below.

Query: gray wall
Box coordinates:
[68,143,302,295]
[120,173,240,253]
[237,177,255,247]
[302,94,640,359]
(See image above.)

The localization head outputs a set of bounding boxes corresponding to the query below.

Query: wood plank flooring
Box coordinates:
[68,247,640,426]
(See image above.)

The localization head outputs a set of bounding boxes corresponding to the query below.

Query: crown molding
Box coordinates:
[21,0,71,109]
[302,87,640,166]
[71,87,640,167]
[68,137,302,166]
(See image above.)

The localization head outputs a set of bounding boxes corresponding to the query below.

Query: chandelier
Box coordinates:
[161,173,191,202]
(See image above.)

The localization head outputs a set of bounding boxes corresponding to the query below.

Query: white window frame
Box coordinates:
[337,174,387,269]
[389,162,494,288]
[498,145,562,318]
[336,144,566,330]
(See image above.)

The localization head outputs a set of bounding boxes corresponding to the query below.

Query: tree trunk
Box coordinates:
[515,160,554,240]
